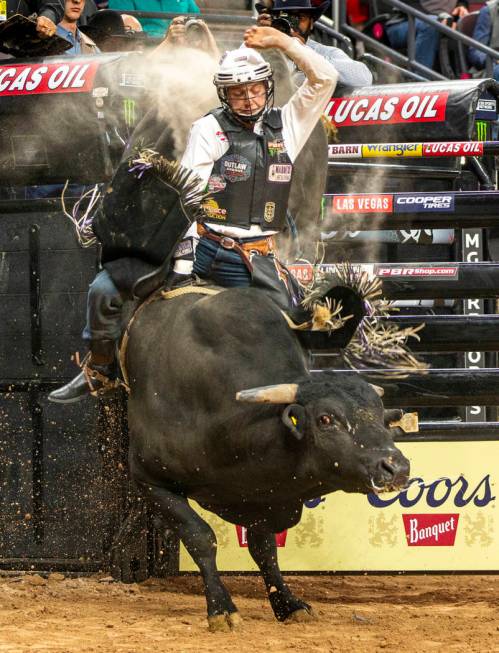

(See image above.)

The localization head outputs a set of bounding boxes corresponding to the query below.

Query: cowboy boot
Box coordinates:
[48,340,119,404]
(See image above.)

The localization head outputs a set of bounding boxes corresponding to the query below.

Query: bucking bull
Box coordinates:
[80,41,413,630]
[123,283,411,631]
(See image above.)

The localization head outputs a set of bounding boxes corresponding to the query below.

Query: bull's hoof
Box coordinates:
[284,607,318,624]
[228,611,243,629]
[208,611,243,632]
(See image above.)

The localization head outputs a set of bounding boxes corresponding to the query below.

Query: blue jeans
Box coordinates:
[82,269,125,343]
[193,237,252,288]
[386,16,440,70]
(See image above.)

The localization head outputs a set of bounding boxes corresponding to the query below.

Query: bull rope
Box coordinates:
[119,285,222,390]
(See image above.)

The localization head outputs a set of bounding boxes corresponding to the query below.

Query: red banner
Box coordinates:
[422,141,484,156]
[0,61,100,96]
[327,92,449,127]
[236,526,287,548]
[403,514,460,546]
[332,194,393,213]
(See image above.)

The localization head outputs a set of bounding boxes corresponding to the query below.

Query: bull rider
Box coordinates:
[48,24,339,404]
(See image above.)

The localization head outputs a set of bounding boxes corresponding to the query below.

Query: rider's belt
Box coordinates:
[197,224,275,272]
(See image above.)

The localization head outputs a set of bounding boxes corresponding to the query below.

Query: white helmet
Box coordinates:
[214,48,274,122]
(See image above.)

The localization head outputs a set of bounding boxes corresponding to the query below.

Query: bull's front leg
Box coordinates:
[137,482,241,631]
[246,527,316,623]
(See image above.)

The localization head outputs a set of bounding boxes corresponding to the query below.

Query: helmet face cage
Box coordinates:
[217,78,274,123]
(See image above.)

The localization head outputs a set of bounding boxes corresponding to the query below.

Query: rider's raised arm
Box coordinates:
[306,39,372,89]
[279,36,338,161]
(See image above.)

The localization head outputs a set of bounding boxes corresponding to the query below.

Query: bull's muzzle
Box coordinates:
[370,452,410,493]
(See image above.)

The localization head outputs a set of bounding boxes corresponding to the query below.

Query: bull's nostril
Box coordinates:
[379,458,396,480]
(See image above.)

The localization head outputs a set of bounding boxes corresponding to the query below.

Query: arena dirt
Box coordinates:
[0,574,497,652]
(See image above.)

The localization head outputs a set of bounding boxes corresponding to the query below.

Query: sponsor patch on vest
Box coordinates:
[203,199,227,220]
[207,174,226,193]
[215,130,228,143]
[221,154,251,183]
[173,238,194,258]
[268,139,287,156]
[268,163,292,183]
[264,202,276,223]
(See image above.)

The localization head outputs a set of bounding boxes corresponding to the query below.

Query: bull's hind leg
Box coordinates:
[137,483,241,631]
[246,527,316,623]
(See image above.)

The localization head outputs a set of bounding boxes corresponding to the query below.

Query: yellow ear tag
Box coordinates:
[291,416,298,426]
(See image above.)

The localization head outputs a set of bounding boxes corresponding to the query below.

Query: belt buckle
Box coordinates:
[220,236,236,250]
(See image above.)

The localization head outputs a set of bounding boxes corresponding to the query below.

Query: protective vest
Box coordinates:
[204,107,293,231]
[487,0,499,51]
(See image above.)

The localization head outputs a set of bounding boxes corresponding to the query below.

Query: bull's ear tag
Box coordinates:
[282,404,306,441]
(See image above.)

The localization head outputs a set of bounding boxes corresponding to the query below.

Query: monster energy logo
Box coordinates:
[321,196,326,221]
[123,98,136,128]
[476,120,488,142]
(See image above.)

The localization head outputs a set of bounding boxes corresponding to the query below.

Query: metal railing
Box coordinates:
[361,52,429,82]
[314,18,354,57]
[338,0,499,80]
[120,11,253,26]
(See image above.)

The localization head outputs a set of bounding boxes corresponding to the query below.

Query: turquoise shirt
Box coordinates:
[108,0,200,38]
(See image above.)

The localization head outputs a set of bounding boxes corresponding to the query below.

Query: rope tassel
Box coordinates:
[301,262,428,377]
[129,149,209,223]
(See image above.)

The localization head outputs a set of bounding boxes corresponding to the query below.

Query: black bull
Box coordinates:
[125,287,410,630]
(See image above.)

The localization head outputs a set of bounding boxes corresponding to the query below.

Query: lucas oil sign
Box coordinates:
[327,92,448,127]
[180,442,498,571]
[0,62,99,96]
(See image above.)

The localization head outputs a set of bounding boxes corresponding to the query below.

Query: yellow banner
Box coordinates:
[180,441,498,572]
[0,1,6,20]
[361,143,423,158]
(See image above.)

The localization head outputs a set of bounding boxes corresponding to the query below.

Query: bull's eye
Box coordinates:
[319,414,332,427]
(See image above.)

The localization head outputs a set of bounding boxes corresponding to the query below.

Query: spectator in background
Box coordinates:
[3,0,95,39]
[107,0,200,37]
[56,0,99,53]
[468,0,499,81]
[80,8,147,50]
[38,0,97,26]
[155,14,219,58]
[347,0,369,30]
[385,1,468,71]
[122,13,142,32]
[257,0,372,89]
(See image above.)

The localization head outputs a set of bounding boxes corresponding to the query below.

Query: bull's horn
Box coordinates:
[236,383,298,404]
[370,384,385,397]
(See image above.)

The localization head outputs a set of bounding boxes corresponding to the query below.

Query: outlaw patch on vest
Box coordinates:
[264,201,276,223]
[268,163,292,183]
[221,154,252,183]
[207,174,226,193]
[203,199,227,220]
